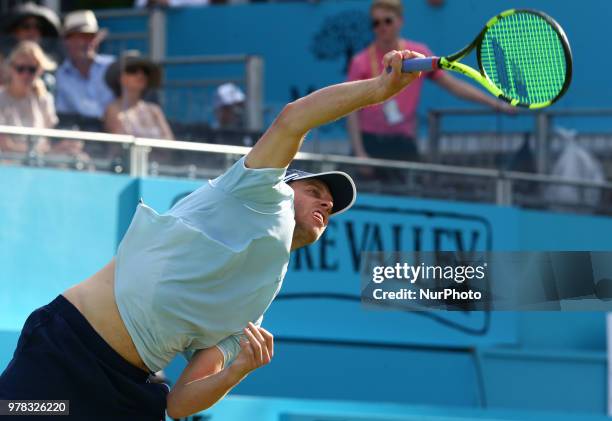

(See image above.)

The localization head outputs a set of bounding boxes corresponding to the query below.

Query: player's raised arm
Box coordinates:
[245,49,423,169]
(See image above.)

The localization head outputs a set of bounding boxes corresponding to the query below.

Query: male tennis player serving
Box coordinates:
[0,49,422,420]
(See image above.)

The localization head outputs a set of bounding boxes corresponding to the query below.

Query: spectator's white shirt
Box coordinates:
[0,87,58,129]
[0,87,58,153]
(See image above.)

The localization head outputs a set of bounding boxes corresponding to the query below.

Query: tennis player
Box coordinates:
[0,49,423,419]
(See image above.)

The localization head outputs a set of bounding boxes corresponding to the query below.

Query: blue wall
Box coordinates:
[191,395,611,421]
[0,165,609,414]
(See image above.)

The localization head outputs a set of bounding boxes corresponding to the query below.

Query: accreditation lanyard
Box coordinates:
[368,41,408,126]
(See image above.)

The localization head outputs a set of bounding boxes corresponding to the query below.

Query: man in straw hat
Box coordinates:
[55,10,115,119]
[0,48,423,419]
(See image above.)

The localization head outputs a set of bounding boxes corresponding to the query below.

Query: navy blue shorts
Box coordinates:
[0,295,168,420]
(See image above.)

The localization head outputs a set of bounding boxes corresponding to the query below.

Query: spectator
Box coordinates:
[346,0,512,166]
[211,82,254,147]
[55,10,115,119]
[103,50,173,140]
[213,82,245,130]
[1,2,60,44]
[0,3,60,90]
[0,41,56,156]
[545,128,605,210]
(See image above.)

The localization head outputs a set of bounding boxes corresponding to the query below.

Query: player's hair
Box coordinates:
[371,0,403,17]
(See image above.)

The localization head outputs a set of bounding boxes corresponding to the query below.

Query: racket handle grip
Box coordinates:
[400,57,440,72]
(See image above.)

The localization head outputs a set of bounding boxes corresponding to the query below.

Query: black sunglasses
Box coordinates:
[12,64,38,75]
[371,17,394,28]
[124,64,150,76]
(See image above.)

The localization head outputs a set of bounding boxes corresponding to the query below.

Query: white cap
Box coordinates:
[63,10,99,35]
[214,83,245,108]
[284,169,357,216]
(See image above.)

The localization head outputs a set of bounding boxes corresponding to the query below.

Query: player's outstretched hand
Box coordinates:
[229,322,274,380]
[377,49,424,101]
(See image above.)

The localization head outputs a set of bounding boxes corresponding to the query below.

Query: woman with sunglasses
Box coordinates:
[0,3,61,96]
[0,40,57,158]
[346,0,512,175]
[104,50,173,141]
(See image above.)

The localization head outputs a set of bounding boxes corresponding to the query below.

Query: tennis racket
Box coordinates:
[399,9,572,109]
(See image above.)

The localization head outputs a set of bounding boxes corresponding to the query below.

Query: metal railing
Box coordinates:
[95,9,264,131]
[159,55,264,131]
[1,125,612,215]
[428,108,612,174]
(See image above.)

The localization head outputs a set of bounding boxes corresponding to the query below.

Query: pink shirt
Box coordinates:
[347,39,443,137]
